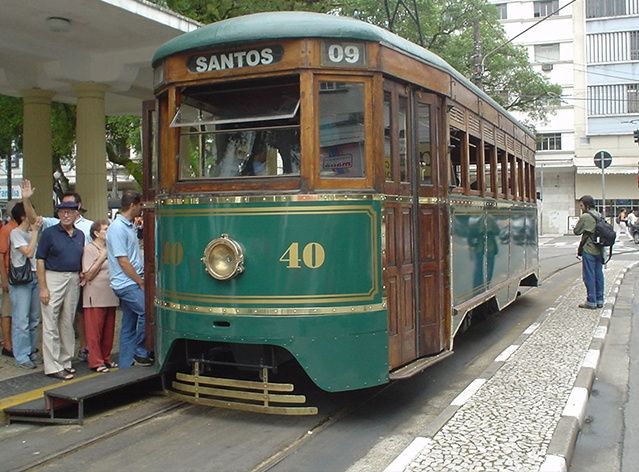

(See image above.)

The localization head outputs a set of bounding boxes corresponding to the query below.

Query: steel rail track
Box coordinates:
[23,244,638,472]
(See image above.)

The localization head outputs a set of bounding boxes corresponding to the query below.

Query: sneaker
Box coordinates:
[17,360,36,369]
[597,304,604,308]
[578,303,598,310]
[133,355,153,367]
[77,348,88,362]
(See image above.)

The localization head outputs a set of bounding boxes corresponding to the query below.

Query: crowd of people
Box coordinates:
[0,180,152,380]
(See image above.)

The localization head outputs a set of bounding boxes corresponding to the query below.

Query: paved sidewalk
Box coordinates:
[385,260,631,472]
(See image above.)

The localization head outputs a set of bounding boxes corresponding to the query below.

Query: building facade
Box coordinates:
[491,0,639,234]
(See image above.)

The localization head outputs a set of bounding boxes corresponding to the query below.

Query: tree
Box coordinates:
[152,0,334,23]
[339,0,561,123]
[51,102,76,197]
[0,95,22,170]
[106,115,143,187]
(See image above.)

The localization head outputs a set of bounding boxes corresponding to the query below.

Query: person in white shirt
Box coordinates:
[22,182,94,362]
[627,209,637,227]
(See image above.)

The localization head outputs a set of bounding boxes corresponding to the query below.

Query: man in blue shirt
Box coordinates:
[36,200,85,380]
[22,182,93,361]
[107,190,152,368]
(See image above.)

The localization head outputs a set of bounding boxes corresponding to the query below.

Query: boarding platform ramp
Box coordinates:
[3,368,159,425]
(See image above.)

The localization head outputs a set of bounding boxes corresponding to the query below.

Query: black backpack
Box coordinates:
[588,211,616,261]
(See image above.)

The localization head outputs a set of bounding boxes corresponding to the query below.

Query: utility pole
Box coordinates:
[472,20,482,88]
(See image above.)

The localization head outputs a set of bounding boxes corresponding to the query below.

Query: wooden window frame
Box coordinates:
[468,134,483,196]
[508,153,519,200]
[313,73,375,190]
[498,148,508,199]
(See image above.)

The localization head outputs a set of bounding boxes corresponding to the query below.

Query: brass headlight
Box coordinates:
[202,234,244,280]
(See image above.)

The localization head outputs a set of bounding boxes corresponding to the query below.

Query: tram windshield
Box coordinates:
[172,77,301,179]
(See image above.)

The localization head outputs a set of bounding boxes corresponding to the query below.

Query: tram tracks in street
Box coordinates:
[13,396,187,472]
[18,246,639,471]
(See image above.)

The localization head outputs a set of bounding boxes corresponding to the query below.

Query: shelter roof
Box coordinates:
[0,0,199,114]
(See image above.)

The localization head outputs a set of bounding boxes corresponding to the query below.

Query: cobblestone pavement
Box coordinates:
[395,261,627,472]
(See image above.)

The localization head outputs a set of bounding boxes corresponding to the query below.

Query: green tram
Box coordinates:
[143,12,539,415]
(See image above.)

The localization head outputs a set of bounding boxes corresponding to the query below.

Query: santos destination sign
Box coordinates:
[188,46,284,73]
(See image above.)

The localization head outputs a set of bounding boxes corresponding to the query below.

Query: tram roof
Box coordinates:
[153,11,531,137]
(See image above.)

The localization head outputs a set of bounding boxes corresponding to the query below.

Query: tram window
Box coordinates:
[399,96,409,182]
[172,77,301,179]
[484,143,495,194]
[524,162,529,200]
[384,92,393,181]
[468,135,481,192]
[417,103,432,185]
[319,82,365,178]
[449,127,463,189]
[509,153,517,199]
[497,149,507,197]
[517,158,525,200]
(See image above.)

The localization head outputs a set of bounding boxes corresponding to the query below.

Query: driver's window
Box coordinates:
[318,81,365,178]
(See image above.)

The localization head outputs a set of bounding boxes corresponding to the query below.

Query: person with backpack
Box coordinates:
[573,195,605,309]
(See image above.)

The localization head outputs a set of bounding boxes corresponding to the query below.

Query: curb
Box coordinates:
[539,262,638,472]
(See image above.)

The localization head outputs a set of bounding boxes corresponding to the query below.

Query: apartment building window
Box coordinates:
[536,133,562,151]
[534,43,560,63]
[534,0,558,17]
[632,31,639,60]
[496,3,508,19]
[586,0,628,18]
[588,83,639,115]
[588,31,639,63]
[629,85,639,113]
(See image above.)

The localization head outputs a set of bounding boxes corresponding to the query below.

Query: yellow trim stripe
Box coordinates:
[0,371,104,421]
[155,299,387,316]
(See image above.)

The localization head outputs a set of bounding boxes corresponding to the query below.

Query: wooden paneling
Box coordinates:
[450,106,465,129]
[385,201,417,368]
[141,99,157,353]
[379,47,449,95]
[418,207,435,261]
[417,203,446,355]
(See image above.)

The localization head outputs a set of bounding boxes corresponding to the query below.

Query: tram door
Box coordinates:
[413,92,447,357]
[141,100,158,353]
[384,84,446,370]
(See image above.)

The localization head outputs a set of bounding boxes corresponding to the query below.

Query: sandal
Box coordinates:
[93,365,110,373]
[105,361,118,368]
[65,367,77,374]
[47,370,73,380]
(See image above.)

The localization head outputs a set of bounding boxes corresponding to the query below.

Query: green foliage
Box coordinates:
[152,0,333,23]
[0,95,22,159]
[106,115,143,187]
[51,103,76,161]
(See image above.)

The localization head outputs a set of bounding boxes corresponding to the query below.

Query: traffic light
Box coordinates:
[634,129,639,144]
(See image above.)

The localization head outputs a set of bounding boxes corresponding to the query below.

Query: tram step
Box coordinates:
[4,398,79,424]
[46,368,159,402]
[388,350,455,380]
[4,368,160,425]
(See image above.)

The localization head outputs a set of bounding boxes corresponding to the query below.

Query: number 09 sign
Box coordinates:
[321,42,367,67]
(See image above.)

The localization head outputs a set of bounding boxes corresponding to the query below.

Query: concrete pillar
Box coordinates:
[74,83,108,221]
[22,89,55,216]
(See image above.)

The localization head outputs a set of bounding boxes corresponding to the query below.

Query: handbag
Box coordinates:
[9,259,33,285]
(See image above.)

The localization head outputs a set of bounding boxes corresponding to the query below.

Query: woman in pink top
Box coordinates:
[82,220,119,372]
